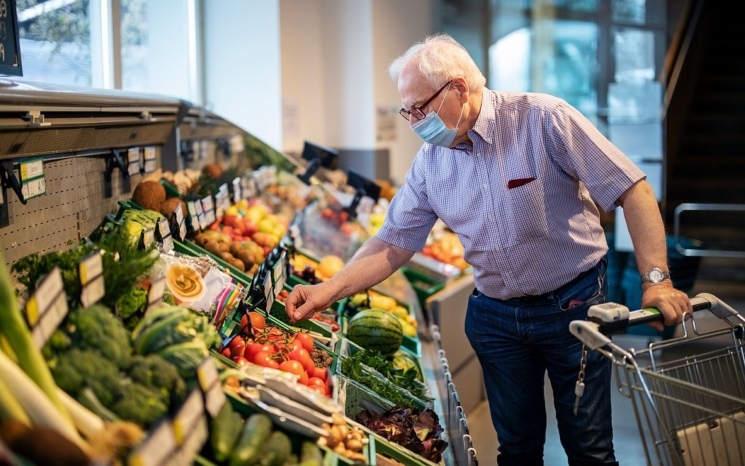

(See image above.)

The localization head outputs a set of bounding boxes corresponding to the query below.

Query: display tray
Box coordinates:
[401,267,445,311]
[174,239,253,288]
[333,339,432,419]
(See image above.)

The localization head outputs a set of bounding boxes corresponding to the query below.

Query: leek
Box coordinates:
[0,250,72,423]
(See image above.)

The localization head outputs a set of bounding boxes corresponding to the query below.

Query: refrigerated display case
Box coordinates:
[0,80,478,466]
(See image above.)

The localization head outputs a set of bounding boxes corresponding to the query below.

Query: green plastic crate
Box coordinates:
[368,433,441,466]
[401,267,444,313]
[333,339,432,418]
[341,292,421,357]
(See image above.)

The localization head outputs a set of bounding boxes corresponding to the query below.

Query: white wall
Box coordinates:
[203,1,283,149]
[280,0,434,184]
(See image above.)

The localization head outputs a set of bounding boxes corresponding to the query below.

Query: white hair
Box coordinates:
[389,33,486,90]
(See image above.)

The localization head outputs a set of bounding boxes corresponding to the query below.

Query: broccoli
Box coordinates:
[110,382,169,428]
[68,304,132,370]
[42,328,72,360]
[128,354,187,408]
[50,348,123,406]
[115,287,148,330]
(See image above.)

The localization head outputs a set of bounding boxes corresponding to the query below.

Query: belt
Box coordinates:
[513,264,598,304]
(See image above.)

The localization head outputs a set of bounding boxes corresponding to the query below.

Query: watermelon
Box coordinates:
[346,309,404,356]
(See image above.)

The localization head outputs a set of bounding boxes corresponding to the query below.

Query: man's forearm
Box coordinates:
[619,180,669,277]
[326,237,415,300]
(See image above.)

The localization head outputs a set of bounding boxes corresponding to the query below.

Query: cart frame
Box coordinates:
[570,293,745,466]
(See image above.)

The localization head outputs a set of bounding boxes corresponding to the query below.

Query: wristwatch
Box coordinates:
[641,267,671,284]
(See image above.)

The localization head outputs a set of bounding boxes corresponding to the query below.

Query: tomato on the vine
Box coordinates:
[294,332,315,352]
[245,342,275,361]
[279,360,305,377]
[307,377,326,390]
[288,348,315,374]
[254,351,279,369]
[307,385,327,397]
[248,312,266,332]
[312,366,327,381]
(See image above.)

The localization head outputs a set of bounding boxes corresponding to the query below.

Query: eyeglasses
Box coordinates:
[398,81,452,121]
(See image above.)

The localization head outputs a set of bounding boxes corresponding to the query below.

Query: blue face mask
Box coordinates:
[411,85,463,147]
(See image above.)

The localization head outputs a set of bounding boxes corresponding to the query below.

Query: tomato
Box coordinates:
[231,356,249,366]
[245,342,275,361]
[264,326,285,342]
[288,338,304,353]
[312,366,327,381]
[307,377,325,389]
[227,335,245,351]
[248,312,266,332]
[254,351,278,368]
[221,347,231,358]
[307,385,327,397]
[231,344,246,359]
[288,348,315,374]
[278,360,304,375]
[294,332,315,352]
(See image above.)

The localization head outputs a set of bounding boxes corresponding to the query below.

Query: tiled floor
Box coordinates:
[465,278,745,466]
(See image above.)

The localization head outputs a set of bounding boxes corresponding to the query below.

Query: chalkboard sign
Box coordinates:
[0,0,22,76]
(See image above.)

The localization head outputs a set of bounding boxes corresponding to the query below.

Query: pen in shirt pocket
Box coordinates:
[507,177,536,189]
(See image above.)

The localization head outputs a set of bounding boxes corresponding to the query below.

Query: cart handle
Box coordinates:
[569,293,743,349]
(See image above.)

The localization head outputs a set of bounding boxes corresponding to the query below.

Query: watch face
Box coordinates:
[649,269,663,282]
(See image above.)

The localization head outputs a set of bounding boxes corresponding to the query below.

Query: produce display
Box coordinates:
[0,152,455,466]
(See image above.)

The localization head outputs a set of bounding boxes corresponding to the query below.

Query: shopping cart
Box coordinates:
[569,293,745,466]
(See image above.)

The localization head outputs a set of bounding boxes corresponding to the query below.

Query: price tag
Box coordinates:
[141,228,155,250]
[127,148,141,176]
[196,358,220,392]
[232,177,242,204]
[127,420,177,466]
[147,276,166,311]
[26,268,68,349]
[156,218,174,253]
[173,389,205,446]
[264,274,274,314]
[242,176,257,199]
[290,225,303,249]
[193,200,204,217]
[186,201,201,232]
[272,251,286,288]
[204,383,227,418]
[20,158,46,200]
[79,251,105,307]
[179,415,209,464]
[175,203,184,225]
[143,146,157,173]
[201,196,214,215]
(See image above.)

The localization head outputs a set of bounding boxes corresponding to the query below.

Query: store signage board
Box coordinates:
[127,148,141,176]
[79,251,105,307]
[0,0,22,77]
[143,146,157,173]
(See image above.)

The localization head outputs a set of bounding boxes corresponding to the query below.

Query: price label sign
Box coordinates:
[186,201,201,233]
[272,251,287,293]
[141,228,155,250]
[127,148,141,176]
[289,225,303,250]
[180,415,209,464]
[242,176,257,199]
[20,158,46,200]
[156,218,174,253]
[146,276,166,312]
[173,389,205,446]
[26,267,68,349]
[232,177,242,204]
[264,274,274,314]
[79,251,105,307]
[197,358,226,417]
[143,146,157,173]
[127,420,177,466]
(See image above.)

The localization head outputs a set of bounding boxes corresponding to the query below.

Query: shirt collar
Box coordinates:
[468,89,495,145]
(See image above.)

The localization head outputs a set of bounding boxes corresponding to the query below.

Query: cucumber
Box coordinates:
[210,402,243,463]
[259,430,292,466]
[229,413,272,466]
[299,440,323,465]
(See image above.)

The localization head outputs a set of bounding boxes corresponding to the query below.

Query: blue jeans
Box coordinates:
[465,258,618,466]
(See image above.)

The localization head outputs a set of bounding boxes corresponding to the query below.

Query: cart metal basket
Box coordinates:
[570,293,745,466]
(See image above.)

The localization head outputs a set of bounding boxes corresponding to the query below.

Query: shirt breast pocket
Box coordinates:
[505,177,549,244]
